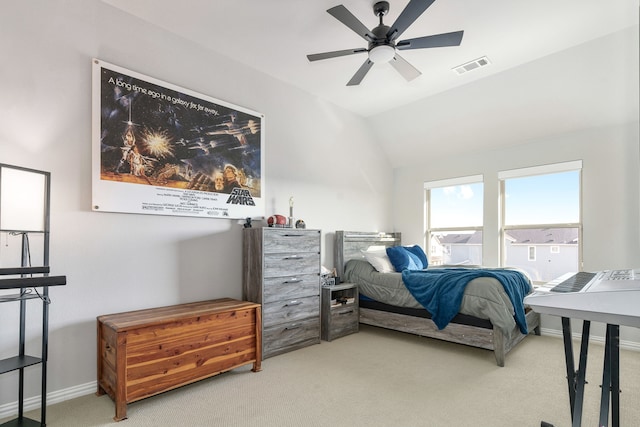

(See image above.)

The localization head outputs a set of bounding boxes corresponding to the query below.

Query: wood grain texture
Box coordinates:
[321,284,359,341]
[359,306,540,367]
[96,298,261,421]
[243,228,321,358]
[335,230,541,367]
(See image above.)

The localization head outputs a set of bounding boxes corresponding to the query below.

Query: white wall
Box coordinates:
[382,23,640,345]
[0,0,393,408]
[1,0,638,414]
[391,122,640,342]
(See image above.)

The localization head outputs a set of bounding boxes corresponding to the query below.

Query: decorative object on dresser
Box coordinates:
[96,298,262,421]
[335,231,540,367]
[243,227,321,359]
[321,283,359,341]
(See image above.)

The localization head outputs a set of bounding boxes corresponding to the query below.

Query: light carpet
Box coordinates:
[3,325,639,427]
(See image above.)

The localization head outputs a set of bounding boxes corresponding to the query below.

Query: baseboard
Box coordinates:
[0,381,97,420]
[540,327,640,351]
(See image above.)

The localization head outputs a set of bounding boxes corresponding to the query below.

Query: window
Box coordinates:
[425,175,483,266]
[499,161,581,283]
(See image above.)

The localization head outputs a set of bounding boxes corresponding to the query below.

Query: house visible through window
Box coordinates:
[499,161,582,283]
[424,175,483,266]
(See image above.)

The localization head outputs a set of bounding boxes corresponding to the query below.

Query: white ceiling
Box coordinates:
[102,1,638,166]
[103,0,638,118]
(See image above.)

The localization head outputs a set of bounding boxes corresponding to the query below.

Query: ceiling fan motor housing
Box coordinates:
[373,1,390,17]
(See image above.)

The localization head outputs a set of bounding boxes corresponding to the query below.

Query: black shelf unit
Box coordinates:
[0,164,67,427]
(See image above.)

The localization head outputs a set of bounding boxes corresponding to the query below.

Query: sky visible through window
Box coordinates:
[430,170,579,228]
[504,170,580,225]
[430,182,483,228]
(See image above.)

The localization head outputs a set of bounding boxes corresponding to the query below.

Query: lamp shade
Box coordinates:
[0,165,47,232]
[368,45,395,63]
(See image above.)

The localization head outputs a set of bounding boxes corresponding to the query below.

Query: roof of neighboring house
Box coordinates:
[436,233,483,245]
[435,228,578,245]
[506,228,578,245]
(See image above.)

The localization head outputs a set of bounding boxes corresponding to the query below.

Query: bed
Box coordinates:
[334,231,540,366]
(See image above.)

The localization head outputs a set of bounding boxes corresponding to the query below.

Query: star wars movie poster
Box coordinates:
[91,59,264,219]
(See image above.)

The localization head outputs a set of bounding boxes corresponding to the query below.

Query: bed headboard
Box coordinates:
[334,231,401,278]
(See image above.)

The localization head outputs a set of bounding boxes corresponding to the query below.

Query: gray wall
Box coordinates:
[0,0,393,409]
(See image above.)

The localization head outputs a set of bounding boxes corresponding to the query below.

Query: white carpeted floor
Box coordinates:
[3,325,639,426]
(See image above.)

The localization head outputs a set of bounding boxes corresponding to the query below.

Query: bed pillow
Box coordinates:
[405,245,429,269]
[386,246,422,272]
[361,248,395,273]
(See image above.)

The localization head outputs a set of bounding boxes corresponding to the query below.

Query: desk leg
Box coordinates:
[562,317,591,427]
[561,317,576,412]
[598,324,620,427]
[611,325,620,427]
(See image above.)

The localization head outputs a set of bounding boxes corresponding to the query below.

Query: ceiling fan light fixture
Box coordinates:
[368,45,395,63]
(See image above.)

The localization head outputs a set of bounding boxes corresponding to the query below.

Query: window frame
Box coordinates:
[424,174,484,266]
[498,161,583,282]
[528,246,536,261]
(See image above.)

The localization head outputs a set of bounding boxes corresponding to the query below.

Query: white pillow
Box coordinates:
[361,248,394,273]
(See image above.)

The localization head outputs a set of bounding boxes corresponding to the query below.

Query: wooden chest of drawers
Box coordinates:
[243,228,321,358]
[96,298,261,421]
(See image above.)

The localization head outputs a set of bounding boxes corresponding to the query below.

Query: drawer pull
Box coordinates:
[285,323,301,330]
[283,255,303,261]
[339,310,355,315]
[283,278,302,284]
[285,300,302,306]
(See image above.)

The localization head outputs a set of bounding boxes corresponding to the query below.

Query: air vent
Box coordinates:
[453,56,491,75]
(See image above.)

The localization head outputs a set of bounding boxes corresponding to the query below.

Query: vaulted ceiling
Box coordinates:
[103,1,639,165]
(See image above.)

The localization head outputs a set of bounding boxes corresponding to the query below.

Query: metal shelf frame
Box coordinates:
[0,163,66,427]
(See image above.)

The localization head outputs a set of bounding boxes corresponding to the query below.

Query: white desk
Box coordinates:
[524,273,640,427]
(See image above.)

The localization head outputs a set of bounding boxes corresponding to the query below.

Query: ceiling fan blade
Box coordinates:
[390,54,421,82]
[307,48,367,62]
[386,0,436,41]
[347,59,374,86]
[327,5,376,42]
[397,31,464,50]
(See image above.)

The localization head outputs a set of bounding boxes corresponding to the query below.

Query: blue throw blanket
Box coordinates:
[401,268,530,334]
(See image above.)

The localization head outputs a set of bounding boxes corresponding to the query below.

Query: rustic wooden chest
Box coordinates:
[96,298,261,421]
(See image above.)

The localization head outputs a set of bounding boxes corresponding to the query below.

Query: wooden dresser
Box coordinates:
[243,228,321,359]
[96,298,261,421]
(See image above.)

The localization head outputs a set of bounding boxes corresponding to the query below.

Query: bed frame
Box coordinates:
[334,231,540,367]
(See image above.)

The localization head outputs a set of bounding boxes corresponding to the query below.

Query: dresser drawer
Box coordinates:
[262,295,320,327]
[263,229,320,253]
[243,228,322,359]
[330,306,359,335]
[263,253,319,277]
[263,317,320,358]
[263,274,319,303]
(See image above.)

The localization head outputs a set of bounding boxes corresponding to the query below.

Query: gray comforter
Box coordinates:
[344,259,531,338]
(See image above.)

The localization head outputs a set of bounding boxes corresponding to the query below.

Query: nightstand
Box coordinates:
[321,283,359,341]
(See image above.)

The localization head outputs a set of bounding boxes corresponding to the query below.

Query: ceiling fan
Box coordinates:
[306,0,464,86]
